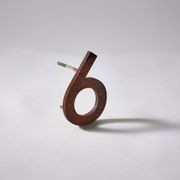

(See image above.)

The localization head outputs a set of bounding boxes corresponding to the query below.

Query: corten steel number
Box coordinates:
[58,51,107,126]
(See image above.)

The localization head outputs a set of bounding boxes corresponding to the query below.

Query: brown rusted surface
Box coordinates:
[62,51,107,126]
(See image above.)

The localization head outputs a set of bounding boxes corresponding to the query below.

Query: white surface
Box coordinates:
[1,0,180,180]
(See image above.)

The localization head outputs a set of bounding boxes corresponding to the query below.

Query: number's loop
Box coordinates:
[62,51,107,126]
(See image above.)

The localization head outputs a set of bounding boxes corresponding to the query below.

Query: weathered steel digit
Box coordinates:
[60,51,107,126]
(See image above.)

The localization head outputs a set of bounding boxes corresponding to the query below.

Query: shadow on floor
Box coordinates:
[79,118,180,134]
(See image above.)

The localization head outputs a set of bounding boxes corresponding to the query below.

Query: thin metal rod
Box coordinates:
[57,61,78,72]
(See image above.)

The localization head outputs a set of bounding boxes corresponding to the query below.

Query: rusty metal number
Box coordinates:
[59,51,107,126]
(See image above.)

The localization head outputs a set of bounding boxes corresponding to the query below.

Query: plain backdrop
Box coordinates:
[0,0,180,180]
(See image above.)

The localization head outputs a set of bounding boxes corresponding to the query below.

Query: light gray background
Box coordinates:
[0,0,180,179]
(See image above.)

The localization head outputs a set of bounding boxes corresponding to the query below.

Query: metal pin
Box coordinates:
[57,61,77,110]
[57,61,78,72]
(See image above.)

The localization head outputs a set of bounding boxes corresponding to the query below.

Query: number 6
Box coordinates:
[60,51,107,126]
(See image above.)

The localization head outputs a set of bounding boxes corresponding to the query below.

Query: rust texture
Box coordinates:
[62,51,107,126]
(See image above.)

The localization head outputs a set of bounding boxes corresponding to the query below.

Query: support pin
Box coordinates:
[57,61,78,72]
